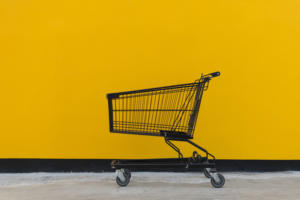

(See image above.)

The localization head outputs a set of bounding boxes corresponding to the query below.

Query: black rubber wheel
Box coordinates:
[116,169,131,187]
[203,168,211,178]
[210,173,225,188]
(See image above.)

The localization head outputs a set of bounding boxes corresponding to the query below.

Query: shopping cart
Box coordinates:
[106,72,225,188]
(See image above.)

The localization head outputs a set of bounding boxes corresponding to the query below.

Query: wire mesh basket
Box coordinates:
[107,72,220,139]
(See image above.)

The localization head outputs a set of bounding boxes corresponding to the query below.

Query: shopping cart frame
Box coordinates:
[107,72,225,188]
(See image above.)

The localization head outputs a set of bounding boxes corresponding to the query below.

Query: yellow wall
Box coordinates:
[1,0,300,159]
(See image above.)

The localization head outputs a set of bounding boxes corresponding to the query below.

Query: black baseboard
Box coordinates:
[0,159,299,173]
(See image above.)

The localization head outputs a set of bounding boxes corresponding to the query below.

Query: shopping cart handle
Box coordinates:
[209,72,221,77]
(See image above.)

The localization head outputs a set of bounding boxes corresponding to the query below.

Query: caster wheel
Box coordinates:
[210,173,225,188]
[116,169,131,187]
[203,168,211,178]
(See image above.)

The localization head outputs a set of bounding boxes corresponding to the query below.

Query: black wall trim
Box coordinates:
[0,159,299,173]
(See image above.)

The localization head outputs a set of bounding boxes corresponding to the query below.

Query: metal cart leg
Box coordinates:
[164,138,183,159]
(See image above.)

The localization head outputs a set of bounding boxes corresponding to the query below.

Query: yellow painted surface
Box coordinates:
[0,0,300,159]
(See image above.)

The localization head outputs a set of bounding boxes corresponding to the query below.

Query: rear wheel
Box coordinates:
[116,169,131,187]
[210,173,225,188]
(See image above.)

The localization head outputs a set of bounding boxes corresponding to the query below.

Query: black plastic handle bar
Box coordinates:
[209,71,220,77]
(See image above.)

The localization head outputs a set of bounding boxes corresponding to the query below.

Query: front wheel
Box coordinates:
[210,173,225,188]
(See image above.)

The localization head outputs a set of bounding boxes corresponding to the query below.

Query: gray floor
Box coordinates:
[0,172,299,200]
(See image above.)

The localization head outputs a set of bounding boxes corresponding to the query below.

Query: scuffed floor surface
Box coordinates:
[0,172,300,200]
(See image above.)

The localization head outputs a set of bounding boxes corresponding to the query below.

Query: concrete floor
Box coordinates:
[0,172,299,200]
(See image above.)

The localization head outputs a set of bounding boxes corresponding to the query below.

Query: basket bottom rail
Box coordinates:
[111,158,215,170]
